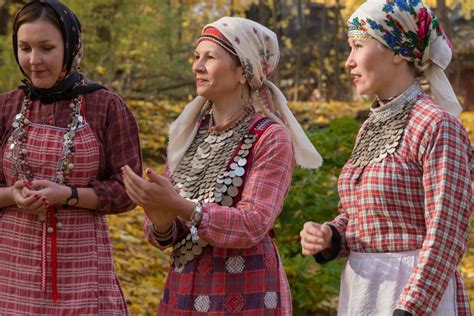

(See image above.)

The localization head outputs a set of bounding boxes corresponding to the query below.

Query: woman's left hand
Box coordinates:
[30,180,69,206]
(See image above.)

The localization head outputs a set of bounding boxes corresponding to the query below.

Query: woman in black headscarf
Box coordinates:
[0,1,141,314]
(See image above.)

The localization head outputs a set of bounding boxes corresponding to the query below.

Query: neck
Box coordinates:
[376,73,416,102]
[211,96,248,127]
[212,102,246,127]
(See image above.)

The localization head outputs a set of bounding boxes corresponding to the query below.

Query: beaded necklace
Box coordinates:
[6,95,85,184]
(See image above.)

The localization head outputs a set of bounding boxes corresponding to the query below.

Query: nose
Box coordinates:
[192,57,205,74]
[29,49,41,65]
[345,50,355,69]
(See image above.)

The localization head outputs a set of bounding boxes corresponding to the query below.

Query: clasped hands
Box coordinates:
[121,165,195,232]
[12,179,69,215]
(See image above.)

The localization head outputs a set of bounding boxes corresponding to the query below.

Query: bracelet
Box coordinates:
[151,221,175,241]
[185,203,202,242]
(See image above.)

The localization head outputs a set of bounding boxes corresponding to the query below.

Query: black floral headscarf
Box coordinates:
[12,0,103,104]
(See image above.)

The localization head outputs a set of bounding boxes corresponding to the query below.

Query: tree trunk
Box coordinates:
[318,4,327,100]
[436,0,452,37]
[0,0,8,36]
[258,0,265,22]
[229,0,234,16]
[270,0,282,85]
[333,0,343,100]
[293,0,305,102]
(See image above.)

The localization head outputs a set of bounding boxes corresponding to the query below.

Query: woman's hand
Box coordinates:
[122,165,195,232]
[300,221,333,256]
[30,180,70,206]
[12,180,45,215]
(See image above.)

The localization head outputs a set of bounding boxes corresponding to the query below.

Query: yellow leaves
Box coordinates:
[461,218,474,309]
[454,113,473,307]
[289,100,369,128]
[109,209,169,315]
[142,5,154,14]
[127,99,186,163]
[95,66,105,75]
[460,112,474,143]
[282,36,293,49]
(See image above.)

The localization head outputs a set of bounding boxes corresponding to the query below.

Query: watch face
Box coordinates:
[67,198,78,206]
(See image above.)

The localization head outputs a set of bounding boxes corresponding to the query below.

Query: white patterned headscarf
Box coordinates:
[167,16,322,173]
[348,0,462,117]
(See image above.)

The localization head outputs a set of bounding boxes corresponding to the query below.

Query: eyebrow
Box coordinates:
[194,50,217,55]
[18,39,54,44]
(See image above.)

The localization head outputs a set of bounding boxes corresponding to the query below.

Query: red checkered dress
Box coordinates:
[329,95,472,315]
[145,117,294,315]
[0,89,141,314]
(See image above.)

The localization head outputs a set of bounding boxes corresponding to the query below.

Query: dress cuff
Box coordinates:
[314,224,341,264]
[393,309,413,316]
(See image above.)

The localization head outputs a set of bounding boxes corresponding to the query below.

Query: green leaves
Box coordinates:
[277,117,360,313]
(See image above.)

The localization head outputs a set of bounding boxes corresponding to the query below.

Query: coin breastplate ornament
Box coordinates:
[170,110,274,267]
[349,82,423,167]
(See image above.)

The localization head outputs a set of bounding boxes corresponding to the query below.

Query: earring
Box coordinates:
[393,54,403,64]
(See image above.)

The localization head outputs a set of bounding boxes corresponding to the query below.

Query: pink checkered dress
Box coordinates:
[0,89,141,315]
[329,94,472,315]
[145,116,294,315]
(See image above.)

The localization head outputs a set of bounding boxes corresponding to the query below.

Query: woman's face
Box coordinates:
[17,20,64,89]
[345,38,398,99]
[192,41,242,101]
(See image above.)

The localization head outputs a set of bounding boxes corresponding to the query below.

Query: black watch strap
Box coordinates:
[65,186,79,207]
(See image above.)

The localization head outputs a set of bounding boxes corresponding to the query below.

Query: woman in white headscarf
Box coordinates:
[122,17,321,315]
[300,0,471,315]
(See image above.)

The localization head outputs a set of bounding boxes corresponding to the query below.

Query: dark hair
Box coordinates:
[231,54,241,67]
[14,2,62,35]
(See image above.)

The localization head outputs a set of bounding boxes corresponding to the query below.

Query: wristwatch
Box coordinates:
[66,186,79,206]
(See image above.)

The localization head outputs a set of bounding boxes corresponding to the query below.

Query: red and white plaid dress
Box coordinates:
[145,115,294,315]
[0,89,141,315]
[328,93,472,315]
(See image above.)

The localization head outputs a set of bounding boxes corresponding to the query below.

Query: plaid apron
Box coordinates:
[1,120,128,315]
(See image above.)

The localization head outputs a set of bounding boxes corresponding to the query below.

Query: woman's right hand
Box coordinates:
[300,221,333,256]
[12,180,45,215]
[122,165,177,232]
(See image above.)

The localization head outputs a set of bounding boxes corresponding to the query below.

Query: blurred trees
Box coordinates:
[0,0,472,103]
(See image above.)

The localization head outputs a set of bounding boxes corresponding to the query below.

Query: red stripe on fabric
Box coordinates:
[49,206,59,303]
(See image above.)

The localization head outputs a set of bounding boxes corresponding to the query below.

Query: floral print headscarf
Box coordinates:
[348,0,462,117]
[167,17,322,173]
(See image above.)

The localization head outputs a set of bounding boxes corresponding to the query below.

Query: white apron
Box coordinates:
[338,250,457,316]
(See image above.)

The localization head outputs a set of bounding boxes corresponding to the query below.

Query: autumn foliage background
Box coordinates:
[0,0,473,315]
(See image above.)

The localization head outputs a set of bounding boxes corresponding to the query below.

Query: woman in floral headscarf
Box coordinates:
[122,16,322,315]
[300,0,471,315]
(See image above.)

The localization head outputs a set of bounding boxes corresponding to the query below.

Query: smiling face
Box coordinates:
[17,20,65,89]
[192,40,243,102]
[345,37,399,99]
